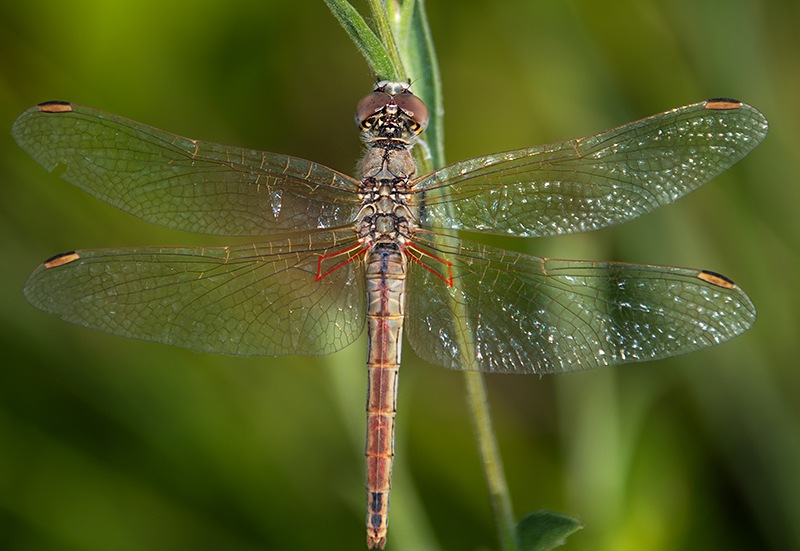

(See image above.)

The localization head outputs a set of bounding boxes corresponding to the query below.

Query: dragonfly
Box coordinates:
[13,82,767,548]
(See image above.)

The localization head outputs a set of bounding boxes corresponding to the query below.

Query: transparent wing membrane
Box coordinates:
[24,230,365,356]
[12,102,361,236]
[413,100,768,237]
[405,233,756,374]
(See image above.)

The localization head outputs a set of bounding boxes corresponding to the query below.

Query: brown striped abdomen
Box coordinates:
[364,244,407,549]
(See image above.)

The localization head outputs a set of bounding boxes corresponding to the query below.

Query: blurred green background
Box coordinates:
[2,1,798,550]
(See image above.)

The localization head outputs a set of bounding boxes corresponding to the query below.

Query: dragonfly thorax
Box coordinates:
[356,146,418,247]
[355,83,426,250]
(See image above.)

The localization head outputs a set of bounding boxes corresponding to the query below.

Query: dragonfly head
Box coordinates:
[355,81,428,144]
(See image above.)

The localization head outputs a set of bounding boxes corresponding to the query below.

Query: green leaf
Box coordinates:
[366,0,406,78]
[516,511,584,551]
[323,0,395,78]
[394,0,444,170]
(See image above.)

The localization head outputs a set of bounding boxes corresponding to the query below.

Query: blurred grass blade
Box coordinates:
[324,0,394,78]
[516,511,584,551]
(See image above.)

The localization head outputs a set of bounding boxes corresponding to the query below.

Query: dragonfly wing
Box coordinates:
[405,233,755,374]
[24,229,365,356]
[12,102,361,236]
[412,100,767,237]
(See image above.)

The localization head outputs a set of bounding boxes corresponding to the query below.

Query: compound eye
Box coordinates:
[395,92,429,130]
[355,91,391,127]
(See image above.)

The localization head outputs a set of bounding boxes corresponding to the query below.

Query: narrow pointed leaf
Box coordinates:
[324,0,394,78]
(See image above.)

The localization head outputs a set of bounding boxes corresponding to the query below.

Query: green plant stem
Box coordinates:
[464,370,519,551]
[367,0,406,77]
[364,2,520,549]
[329,2,521,549]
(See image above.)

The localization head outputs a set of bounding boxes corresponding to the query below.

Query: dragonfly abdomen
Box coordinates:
[364,244,407,549]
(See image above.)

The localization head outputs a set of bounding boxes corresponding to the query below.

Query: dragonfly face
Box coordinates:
[12,85,767,548]
[355,80,429,142]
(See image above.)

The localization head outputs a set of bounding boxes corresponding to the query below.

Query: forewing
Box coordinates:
[412,100,767,237]
[405,234,755,374]
[24,229,365,356]
[12,102,361,236]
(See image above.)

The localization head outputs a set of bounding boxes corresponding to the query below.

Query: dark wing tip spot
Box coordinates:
[44,251,81,268]
[37,101,74,113]
[697,270,736,289]
[704,98,743,110]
